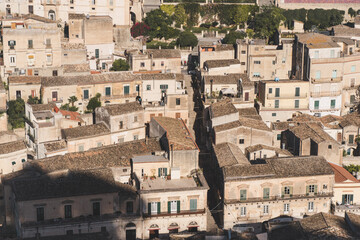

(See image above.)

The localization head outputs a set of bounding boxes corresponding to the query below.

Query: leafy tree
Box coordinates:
[182,3,201,27]
[68,96,78,107]
[160,5,175,16]
[144,9,180,39]
[344,164,360,174]
[60,103,78,112]
[222,31,246,45]
[253,6,285,40]
[110,59,130,71]
[348,7,356,18]
[27,96,41,104]
[131,22,150,38]
[233,5,251,26]
[174,5,187,27]
[86,93,101,112]
[7,98,25,129]
[176,31,198,47]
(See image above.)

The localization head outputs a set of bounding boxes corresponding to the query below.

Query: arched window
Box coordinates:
[48,10,55,21]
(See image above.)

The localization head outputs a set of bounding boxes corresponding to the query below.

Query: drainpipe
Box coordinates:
[210,79,213,99]
[170,144,174,168]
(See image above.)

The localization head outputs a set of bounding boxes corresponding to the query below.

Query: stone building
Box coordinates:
[202,59,241,76]
[198,44,235,69]
[130,49,182,74]
[0,140,27,175]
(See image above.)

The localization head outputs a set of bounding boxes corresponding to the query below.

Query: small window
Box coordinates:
[92,202,100,216]
[161,61,164,66]
[263,205,269,214]
[308,202,314,212]
[101,227,106,233]
[133,135,139,140]
[28,39,33,49]
[140,62,145,67]
[275,100,279,108]
[351,65,356,72]
[97,142,102,147]
[272,113,276,117]
[240,189,247,200]
[294,100,299,109]
[272,60,276,65]
[105,87,111,96]
[253,72,260,77]
[328,145,332,149]
[240,206,246,216]
[239,139,244,144]
[119,121,123,129]
[284,203,290,213]
[12,161,16,165]
[64,205,72,219]
[176,98,180,105]
[254,60,261,64]
[146,85,151,91]
[21,159,26,163]
[323,184,327,190]
[277,134,281,140]
[126,201,134,213]
[78,145,84,152]
[269,88,272,94]
[282,58,286,63]
[36,207,44,222]
[83,89,89,99]
[241,50,246,54]
[331,99,336,109]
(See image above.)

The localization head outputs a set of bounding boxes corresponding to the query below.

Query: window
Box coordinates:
[307,184,317,195]
[349,134,354,144]
[168,200,179,213]
[52,70,58,76]
[277,134,281,141]
[190,199,197,211]
[105,87,111,96]
[263,205,269,215]
[133,135,139,140]
[241,62,245,65]
[323,184,327,190]
[272,113,276,117]
[78,145,84,152]
[136,85,139,92]
[149,202,160,215]
[46,54,52,64]
[314,51,319,59]
[328,145,332,149]
[95,49,99,58]
[161,61,164,66]
[239,139,244,144]
[284,203,290,213]
[294,100,299,109]
[158,168,167,177]
[275,88,280,97]
[269,88,272,94]
[36,207,44,222]
[241,50,246,54]
[134,116,137,122]
[102,62,106,69]
[146,85,151,90]
[16,90,21,99]
[332,70,337,78]
[12,161,16,165]
[314,100,319,110]
[272,60,276,65]
[160,85,168,90]
[83,90,89,99]
[351,78,355,87]
[97,142,102,147]
[308,202,314,212]
[342,194,353,205]
[34,70,39,76]
[91,0,95,4]
[93,202,100,216]
[124,85,130,95]
[21,159,26,163]
[295,87,300,97]
[283,186,292,195]
[64,205,72,219]
[46,38,51,48]
[263,188,270,199]
[8,40,16,49]
[253,72,260,77]
[275,100,279,109]
[27,55,35,66]
[282,58,286,63]
[240,189,247,200]
[126,201,133,213]
[315,71,321,79]
[10,56,15,63]
[28,39,33,49]
[119,121,123,129]
[240,206,246,216]
[254,60,261,64]
[176,98,180,105]
[140,62,145,67]
[351,65,356,72]
[118,137,124,143]
[331,99,336,109]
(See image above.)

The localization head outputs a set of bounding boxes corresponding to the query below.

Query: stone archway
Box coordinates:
[48,10,56,21]
[125,222,136,240]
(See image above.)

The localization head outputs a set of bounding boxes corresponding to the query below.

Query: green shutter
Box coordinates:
[158,168,161,177]
[157,202,161,214]
[177,200,180,213]
[190,199,197,211]
[314,185,318,194]
[290,186,293,196]
[263,188,269,199]
[306,185,309,195]
[148,203,151,215]
[342,195,346,205]
[350,194,354,204]
[165,168,167,176]
[168,201,171,213]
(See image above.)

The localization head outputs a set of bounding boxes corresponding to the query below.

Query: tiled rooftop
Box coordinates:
[0,140,26,155]
[30,103,56,112]
[297,33,340,49]
[152,117,198,151]
[330,163,360,183]
[213,142,250,168]
[204,74,250,85]
[62,122,110,140]
[204,59,240,68]
[210,101,238,118]
[245,144,292,157]
[147,49,181,58]
[100,101,143,116]
[44,140,67,153]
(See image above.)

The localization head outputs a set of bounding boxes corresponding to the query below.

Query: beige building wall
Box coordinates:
[199,50,234,69]
[223,174,334,228]
[0,148,27,174]
[130,55,182,74]
[66,134,111,152]
[141,79,185,103]
[9,82,41,101]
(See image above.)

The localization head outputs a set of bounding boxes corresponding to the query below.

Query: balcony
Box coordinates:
[267,93,307,99]
[332,204,360,216]
[100,93,138,101]
[310,90,342,97]
[311,77,342,83]
[143,209,206,218]
[225,192,333,204]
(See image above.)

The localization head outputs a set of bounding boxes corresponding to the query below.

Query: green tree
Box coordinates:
[27,96,41,104]
[110,59,130,71]
[253,6,285,41]
[86,93,102,112]
[160,5,175,16]
[222,31,247,45]
[7,98,25,129]
[60,103,78,112]
[348,7,356,18]
[233,5,250,26]
[176,31,198,47]
[174,5,187,27]
[144,9,180,39]
[68,96,78,107]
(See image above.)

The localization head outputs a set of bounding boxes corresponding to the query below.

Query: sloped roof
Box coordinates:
[101,101,143,116]
[0,140,26,155]
[245,144,292,157]
[62,122,110,140]
[44,140,67,153]
[204,59,240,68]
[210,101,238,118]
[30,103,56,112]
[330,163,360,183]
[288,122,338,144]
[340,113,360,128]
[147,49,181,58]
[296,33,340,49]
[213,142,250,168]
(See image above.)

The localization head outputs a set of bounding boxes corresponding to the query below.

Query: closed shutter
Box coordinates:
[190,199,197,211]
[157,202,161,214]
[342,195,346,205]
[177,200,180,213]
[158,168,161,177]
[289,186,293,196]
[314,185,318,194]
[350,194,354,204]
[306,185,309,195]
[281,187,285,197]
[168,201,171,213]
[164,168,167,176]
[148,203,151,215]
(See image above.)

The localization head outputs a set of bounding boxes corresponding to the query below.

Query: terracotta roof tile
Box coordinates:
[329,163,360,183]
[62,122,110,140]
[0,140,26,155]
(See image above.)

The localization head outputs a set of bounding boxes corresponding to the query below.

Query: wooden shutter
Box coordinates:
[164,168,167,176]
[306,185,309,195]
[177,200,180,213]
[290,186,293,196]
[342,195,346,205]
[168,201,171,213]
[157,202,161,214]
[314,185,318,194]
[158,168,161,177]
[148,203,151,215]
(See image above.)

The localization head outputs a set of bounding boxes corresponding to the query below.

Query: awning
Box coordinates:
[187,225,199,228]
[149,224,160,230]
[168,227,180,230]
